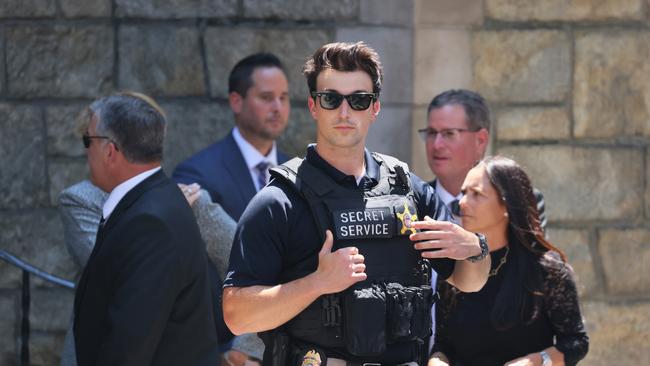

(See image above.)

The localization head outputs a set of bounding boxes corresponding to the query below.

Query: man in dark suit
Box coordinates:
[73,93,218,366]
[173,53,290,222]
[174,53,290,364]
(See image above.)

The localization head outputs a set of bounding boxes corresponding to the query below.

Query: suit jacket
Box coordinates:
[73,171,219,366]
[173,130,289,221]
[59,183,240,365]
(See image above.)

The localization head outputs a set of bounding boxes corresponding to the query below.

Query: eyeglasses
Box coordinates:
[417,128,479,143]
[310,91,378,111]
[82,134,112,149]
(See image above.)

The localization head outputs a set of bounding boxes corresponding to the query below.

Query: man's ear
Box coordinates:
[477,128,489,154]
[372,100,381,117]
[228,92,244,114]
[308,97,318,120]
[105,141,120,165]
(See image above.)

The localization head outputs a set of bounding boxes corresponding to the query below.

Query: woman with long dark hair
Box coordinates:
[429,156,588,366]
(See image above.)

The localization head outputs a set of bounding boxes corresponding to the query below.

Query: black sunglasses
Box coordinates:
[310,91,378,111]
[82,134,114,149]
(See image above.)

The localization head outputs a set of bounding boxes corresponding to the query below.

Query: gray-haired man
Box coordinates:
[73,93,218,366]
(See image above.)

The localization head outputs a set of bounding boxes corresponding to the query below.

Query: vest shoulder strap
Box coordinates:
[270,157,337,197]
[269,158,331,243]
[371,152,412,191]
[371,152,410,173]
[269,157,302,187]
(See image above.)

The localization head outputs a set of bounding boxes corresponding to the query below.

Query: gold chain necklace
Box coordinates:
[489,246,510,277]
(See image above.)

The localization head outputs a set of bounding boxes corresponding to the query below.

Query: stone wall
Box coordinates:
[410,1,650,365]
[1,0,648,365]
[0,1,413,365]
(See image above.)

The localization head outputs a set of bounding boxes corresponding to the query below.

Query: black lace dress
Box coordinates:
[432,247,589,366]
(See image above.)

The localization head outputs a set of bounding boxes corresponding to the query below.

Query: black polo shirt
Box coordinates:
[224,145,455,289]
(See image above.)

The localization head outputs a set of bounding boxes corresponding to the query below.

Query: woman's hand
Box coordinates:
[178,183,201,206]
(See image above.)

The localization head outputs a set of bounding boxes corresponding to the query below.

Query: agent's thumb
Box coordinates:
[319,230,334,256]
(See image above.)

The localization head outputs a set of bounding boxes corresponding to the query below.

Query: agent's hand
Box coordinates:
[410,216,481,260]
[313,230,366,294]
[178,183,201,206]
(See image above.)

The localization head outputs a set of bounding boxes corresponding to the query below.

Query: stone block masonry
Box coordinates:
[2,0,650,363]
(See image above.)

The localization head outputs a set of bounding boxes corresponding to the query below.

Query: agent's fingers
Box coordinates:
[352,272,368,281]
[420,248,452,259]
[410,230,449,242]
[411,219,453,230]
[350,254,365,263]
[413,239,445,251]
[340,246,359,256]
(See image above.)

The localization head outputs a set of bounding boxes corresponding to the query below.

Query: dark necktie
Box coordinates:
[450,199,461,218]
[255,161,270,191]
[449,200,460,222]
[93,215,107,250]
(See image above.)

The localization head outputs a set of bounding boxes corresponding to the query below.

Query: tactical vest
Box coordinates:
[268,152,434,364]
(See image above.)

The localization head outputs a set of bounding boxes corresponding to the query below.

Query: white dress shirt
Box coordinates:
[232,127,278,191]
[102,166,161,220]
[434,181,463,220]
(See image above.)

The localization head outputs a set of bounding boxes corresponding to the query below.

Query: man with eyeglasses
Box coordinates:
[223,42,491,366]
[419,90,490,218]
[419,89,547,226]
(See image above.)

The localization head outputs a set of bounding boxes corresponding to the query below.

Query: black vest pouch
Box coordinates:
[386,283,414,340]
[285,296,344,349]
[343,284,387,357]
[259,330,289,366]
[386,283,434,342]
[410,285,433,339]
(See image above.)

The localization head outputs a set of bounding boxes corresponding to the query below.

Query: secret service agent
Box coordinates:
[224,145,461,365]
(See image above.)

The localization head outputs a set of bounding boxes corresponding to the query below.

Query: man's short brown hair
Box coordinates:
[303,41,383,95]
